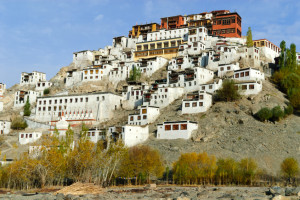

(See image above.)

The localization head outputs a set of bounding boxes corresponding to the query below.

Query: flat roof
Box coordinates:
[157,121,198,125]
[253,39,280,49]
[234,67,260,72]
[161,15,183,19]
[214,12,241,19]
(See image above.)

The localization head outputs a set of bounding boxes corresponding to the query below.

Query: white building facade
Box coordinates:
[0,83,6,98]
[14,90,41,108]
[121,125,149,147]
[233,68,265,82]
[0,120,11,135]
[20,71,46,86]
[128,106,160,126]
[19,132,42,145]
[35,92,122,123]
[157,121,198,140]
[182,91,212,114]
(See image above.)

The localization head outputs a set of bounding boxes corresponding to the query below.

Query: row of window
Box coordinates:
[185,102,204,107]
[165,124,187,131]
[38,96,106,105]
[235,71,250,78]
[235,84,256,90]
[137,40,182,51]
[130,115,147,121]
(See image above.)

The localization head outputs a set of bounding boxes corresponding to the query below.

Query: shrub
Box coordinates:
[288,89,300,110]
[255,107,273,122]
[271,106,284,122]
[43,88,50,95]
[11,117,28,130]
[215,79,240,102]
[284,104,294,116]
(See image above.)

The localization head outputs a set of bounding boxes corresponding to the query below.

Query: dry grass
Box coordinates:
[54,182,106,195]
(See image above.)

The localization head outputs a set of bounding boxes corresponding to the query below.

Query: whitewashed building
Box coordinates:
[168,67,214,92]
[0,83,6,98]
[19,132,42,145]
[49,116,69,137]
[0,120,11,135]
[121,82,149,109]
[35,92,122,123]
[128,105,160,126]
[297,52,300,65]
[14,90,41,108]
[199,79,223,93]
[20,71,46,86]
[121,125,149,147]
[145,27,188,42]
[157,121,198,140]
[35,81,52,91]
[187,27,208,55]
[73,50,94,68]
[143,87,184,108]
[217,63,240,78]
[82,65,112,82]
[87,128,106,143]
[168,55,192,71]
[182,91,212,114]
[65,69,82,87]
[254,39,280,62]
[233,68,265,82]
[138,57,168,76]
[236,81,263,96]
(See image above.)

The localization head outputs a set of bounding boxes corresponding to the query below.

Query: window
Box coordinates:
[165,125,171,131]
[235,73,239,78]
[80,98,83,102]
[29,134,32,138]
[220,67,224,71]
[192,102,197,107]
[142,109,147,114]
[199,102,203,106]
[143,115,147,119]
[185,103,190,107]
[209,85,213,89]
[245,71,249,76]
[242,85,247,90]
[180,124,187,130]
[173,124,179,130]
[86,98,88,102]
[21,134,24,138]
[227,66,231,70]
[138,116,141,120]
[241,72,244,77]
[130,116,133,121]
[249,84,254,89]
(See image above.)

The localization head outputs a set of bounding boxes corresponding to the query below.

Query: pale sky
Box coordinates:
[0,0,299,87]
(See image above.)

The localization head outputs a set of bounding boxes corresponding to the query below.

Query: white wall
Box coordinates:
[128,106,160,126]
[14,90,41,108]
[35,92,122,123]
[217,63,240,78]
[157,121,198,140]
[35,81,52,91]
[73,50,94,68]
[19,132,42,145]
[20,71,46,86]
[182,92,212,114]
[121,125,149,147]
[236,81,263,96]
[234,68,265,82]
[0,121,11,135]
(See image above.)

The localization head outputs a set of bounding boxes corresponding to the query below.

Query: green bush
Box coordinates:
[271,106,284,122]
[43,88,50,95]
[215,79,240,102]
[284,104,294,116]
[11,117,28,130]
[255,107,273,122]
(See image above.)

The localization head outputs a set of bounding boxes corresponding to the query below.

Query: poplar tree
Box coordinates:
[23,98,31,116]
[290,43,297,70]
[279,40,286,68]
[246,27,253,47]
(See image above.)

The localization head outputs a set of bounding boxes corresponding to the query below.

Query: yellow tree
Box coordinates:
[281,157,299,184]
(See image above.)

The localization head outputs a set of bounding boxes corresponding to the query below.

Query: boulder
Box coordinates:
[269,186,285,196]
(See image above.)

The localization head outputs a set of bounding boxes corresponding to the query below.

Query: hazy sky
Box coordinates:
[0,0,299,87]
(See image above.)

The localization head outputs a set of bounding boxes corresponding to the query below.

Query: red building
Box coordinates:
[212,12,242,38]
[160,15,185,29]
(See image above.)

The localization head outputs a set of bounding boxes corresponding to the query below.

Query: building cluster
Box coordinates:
[0,10,284,150]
